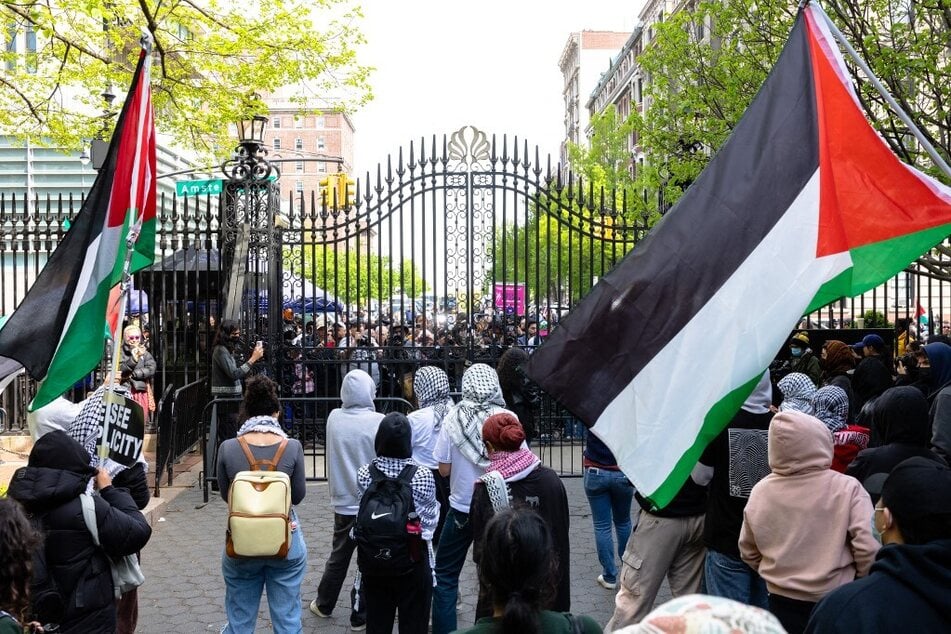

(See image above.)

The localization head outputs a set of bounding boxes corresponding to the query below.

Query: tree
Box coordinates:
[285,245,427,308]
[0,0,373,156]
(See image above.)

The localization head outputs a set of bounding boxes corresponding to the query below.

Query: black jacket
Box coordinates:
[806,540,951,633]
[119,343,157,392]
[8,431,152,633]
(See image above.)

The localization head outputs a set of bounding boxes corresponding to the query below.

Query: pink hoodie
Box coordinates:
[739,410,879,602]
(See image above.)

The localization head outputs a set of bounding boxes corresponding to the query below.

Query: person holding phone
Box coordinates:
[211,320,265,443]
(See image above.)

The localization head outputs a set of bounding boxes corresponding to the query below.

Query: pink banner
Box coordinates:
[493,283,525,315]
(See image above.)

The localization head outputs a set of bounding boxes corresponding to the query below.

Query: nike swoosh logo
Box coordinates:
[371,512,392,520]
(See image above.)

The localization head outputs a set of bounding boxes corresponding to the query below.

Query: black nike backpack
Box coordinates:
[353,464,420,576]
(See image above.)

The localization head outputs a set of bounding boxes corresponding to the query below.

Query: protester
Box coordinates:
[211,319,265,443]
[580,430,634,593]
[923,342,951,463]
[812,385,868,473]
[786,331,821,386]
[819,339,855,418]
[7,430,152,633]
[431,364,513,634]
[456,507,601,634]
[310,369,382,630]
[0,497,42,634]
[696,371,772,609]
[471,413,570,618]
[355,413,439,634]
[618,594,785,634]
[408,366,455,547]
[739,410,879,633]
[496,347,541,443]
[894,351,928,395]
[776,372,816,414]
[217,375,307,634]
[847,386,945,503]
[805,457,951,632]
[118,324,157,424]
[606,469,708,629]
[851,334,893,417]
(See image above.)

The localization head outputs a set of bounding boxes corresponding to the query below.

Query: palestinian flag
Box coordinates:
[0,42,156,411]
[526,5,951,508]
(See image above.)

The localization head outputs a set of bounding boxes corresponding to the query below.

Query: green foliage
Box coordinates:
[0,0,373,157]
[862,309,893,329]
[285,245,427,304]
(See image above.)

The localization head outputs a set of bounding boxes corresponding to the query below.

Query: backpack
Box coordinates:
[27,513,65,628]
[226,437,292,558]
[353,463,420,576]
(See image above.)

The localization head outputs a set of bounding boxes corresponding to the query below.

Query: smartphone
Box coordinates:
[256,340,263,348]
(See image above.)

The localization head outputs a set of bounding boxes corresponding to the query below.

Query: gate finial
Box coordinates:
[448,126,490,170]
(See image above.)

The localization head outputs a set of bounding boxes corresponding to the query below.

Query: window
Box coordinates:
[5,27,15,72]
[272,117,282,129]
[295,180,304,192]
[318,162,327,173]
[273,138,281,150]
[294,116,302,128]
[25,25,36,74]
[317,137,325,150]
[315,116,325,128]
[295,160,304,172]
[295,138,303,151]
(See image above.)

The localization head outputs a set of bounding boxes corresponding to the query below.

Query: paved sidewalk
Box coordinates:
[138,477,672,633]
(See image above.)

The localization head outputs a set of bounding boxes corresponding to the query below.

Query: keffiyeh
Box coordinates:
[778,372,817,415]
[813,385,850,432]
[67,384,146,479]
[621,594,785,634]
[413,366,454,433]
[237,415,288,438]
[442,364,506,468]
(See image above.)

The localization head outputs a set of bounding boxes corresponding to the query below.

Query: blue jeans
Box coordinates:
[222,521,307,634]
[583,467,634,584]
[431,508,472,634]
[704,548,768,610]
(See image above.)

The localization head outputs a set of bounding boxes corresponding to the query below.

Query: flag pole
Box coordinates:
[98,29,154,461]
[810,1,951,180]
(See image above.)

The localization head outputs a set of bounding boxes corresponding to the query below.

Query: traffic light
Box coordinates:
[336,175,357,209]
[319,173,338,206]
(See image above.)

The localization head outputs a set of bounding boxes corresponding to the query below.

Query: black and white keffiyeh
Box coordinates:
[813,385,849,432]
[67,384,145,479]
[413,366,454,433]
[778,372,817,415]
[442,363,505,468]
[357,456,439,540]
[236,415,288,438]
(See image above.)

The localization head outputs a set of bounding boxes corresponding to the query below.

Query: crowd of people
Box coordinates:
[3,322,951,634]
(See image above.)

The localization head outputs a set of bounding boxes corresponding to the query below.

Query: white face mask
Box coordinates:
[871,508,885,544]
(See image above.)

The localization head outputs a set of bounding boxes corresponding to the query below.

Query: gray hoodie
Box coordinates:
[327,370,383,514]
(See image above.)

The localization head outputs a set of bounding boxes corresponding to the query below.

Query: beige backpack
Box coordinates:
[226,437,292,558]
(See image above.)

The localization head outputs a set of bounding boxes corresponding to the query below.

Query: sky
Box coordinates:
[350,1,640,176]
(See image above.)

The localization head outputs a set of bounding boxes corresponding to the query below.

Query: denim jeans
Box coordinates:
[583,467,635,584]
[222,520,307,634]
[314,513,366,626]
[704,548,769,610]
[431,508,472,634]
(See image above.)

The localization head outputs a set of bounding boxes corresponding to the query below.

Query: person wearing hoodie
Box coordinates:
[923,341,951,463]
[431,364,514,634]
[470,413,570,618]
[355,412,439,634]
[847,386,946,503]
[7,430,152,633]
[739,411,879,634]
[805,457,951,633]
[696,371,773,609]
[309,369,383,631]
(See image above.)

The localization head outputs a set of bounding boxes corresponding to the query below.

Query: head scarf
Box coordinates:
[821,339,855,376]
[777,372,817,415]
[413,366,454,432]
[924,342,951,393]
[442,363,506,467]
[623,594,785,634]
[67,383,142,479]
[813,385,849,432]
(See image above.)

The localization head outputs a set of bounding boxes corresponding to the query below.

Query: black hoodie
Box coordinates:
[847,387,946,503]
[806,540,951,633]
[8,431,151,633]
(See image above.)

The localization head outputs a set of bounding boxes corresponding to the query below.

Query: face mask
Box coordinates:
[919,367,931,381]
[790,347,803,358]
[871,511,883,544]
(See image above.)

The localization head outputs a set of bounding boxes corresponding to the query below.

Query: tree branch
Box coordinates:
[2,4,110,63]
[0,76,45,124]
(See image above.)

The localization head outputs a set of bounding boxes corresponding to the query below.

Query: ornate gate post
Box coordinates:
[220,115,283,367]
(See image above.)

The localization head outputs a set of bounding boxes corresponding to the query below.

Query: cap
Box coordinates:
[852,333,885,351]
[881,456,951,520]
[790,331,810,347]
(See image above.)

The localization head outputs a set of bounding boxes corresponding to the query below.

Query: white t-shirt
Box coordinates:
[434,426,484,514]
[407,406,438,470]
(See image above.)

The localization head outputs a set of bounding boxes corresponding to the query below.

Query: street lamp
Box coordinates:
[223,114,277,183]
[236,115,269,150]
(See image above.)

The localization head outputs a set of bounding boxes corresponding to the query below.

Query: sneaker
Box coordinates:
[309,600,331,618]
[597,575,617,590]
[350,622,366,632]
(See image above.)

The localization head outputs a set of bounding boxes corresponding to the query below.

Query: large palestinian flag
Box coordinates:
[526,5,951,508]
[0,42,156,411]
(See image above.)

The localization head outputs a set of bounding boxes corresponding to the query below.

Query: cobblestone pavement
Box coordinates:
[139,477,672,633]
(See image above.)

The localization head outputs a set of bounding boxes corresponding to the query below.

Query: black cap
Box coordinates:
[375,412,412,459]
[881,456,951,520]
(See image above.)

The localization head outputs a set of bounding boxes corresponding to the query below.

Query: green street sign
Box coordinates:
[176,178,223,197]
